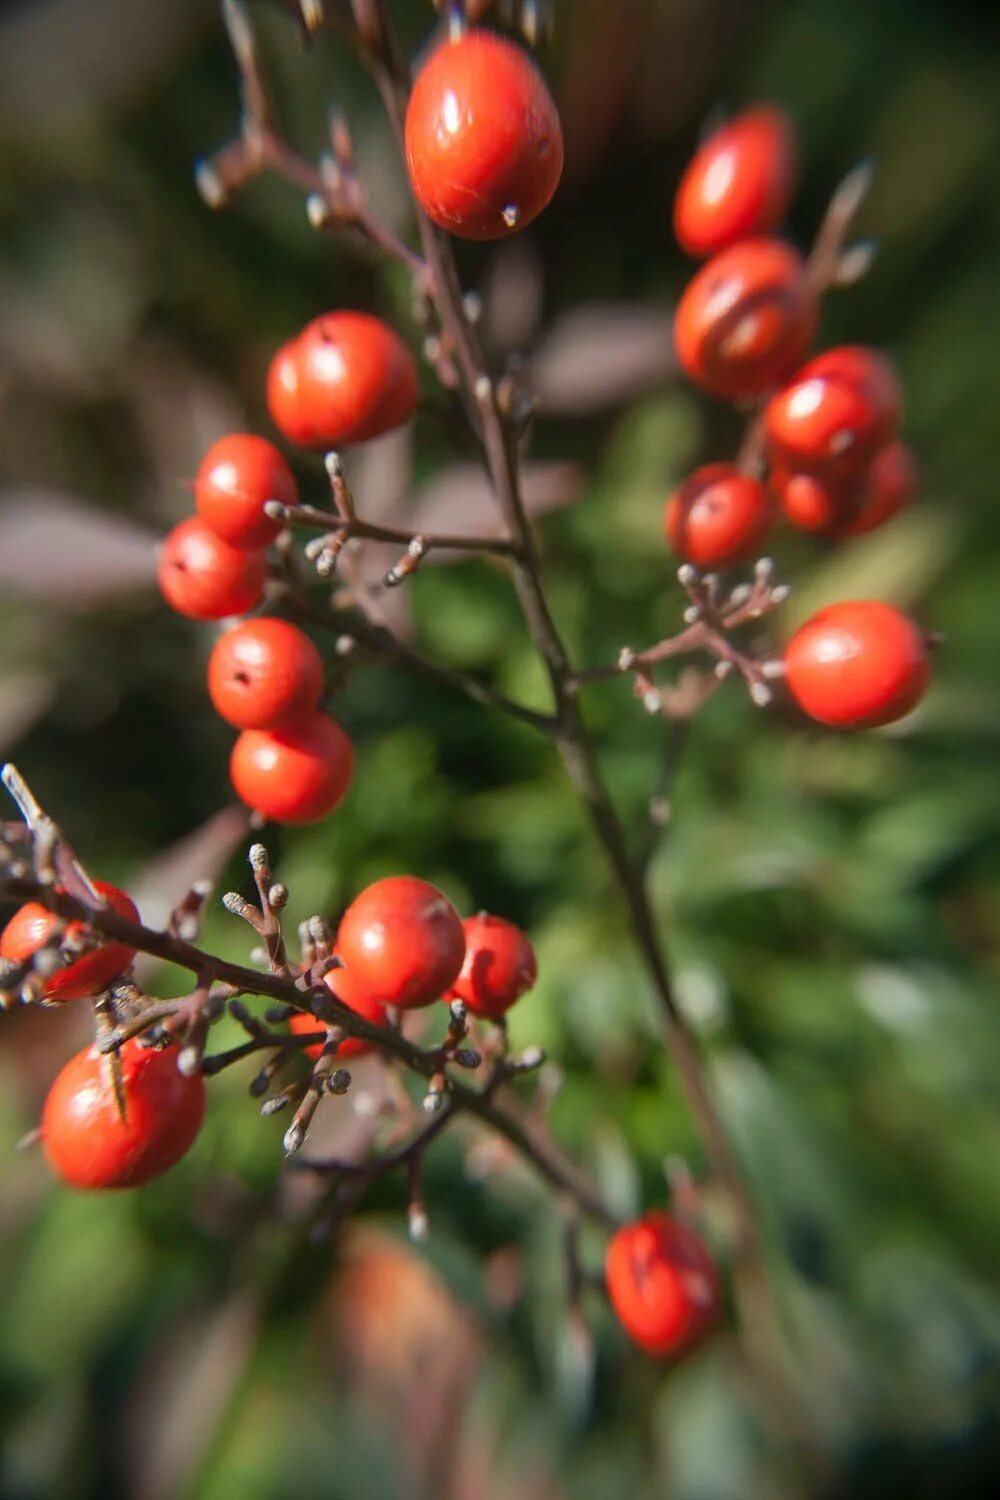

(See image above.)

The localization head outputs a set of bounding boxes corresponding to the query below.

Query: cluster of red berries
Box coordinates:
[156,300,425,821]
[666,107,931,730]
[1,872,537,1189]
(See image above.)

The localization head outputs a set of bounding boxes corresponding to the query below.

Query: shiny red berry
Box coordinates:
[1,880,139,1002]
[773,468,848,532]
[450,913,537,1020]
[784,600,931,729]
[289,965,389,1061]
[405,29,563,241]
[605,1211,721,1358]
[158,517,266,620]
[267,313,418,450]
[207,617,324,730]
[41,1039,205,1189]
[665,464,771,566]
[194,433,298,550]
[336,876,465,1011]
[674,106,797,258]
[836,441,917,538]
[764,345,902,478]
[229,711,354,823]
[674,238,817,399]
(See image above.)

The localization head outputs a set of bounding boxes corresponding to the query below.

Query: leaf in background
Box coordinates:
[528,304,677,417]
[0,672,54,753]
[481,237,545,354]
[0,488,158,610]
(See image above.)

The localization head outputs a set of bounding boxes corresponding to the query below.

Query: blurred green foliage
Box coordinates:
[1,1,999,1496]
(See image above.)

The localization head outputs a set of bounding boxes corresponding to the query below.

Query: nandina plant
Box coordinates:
[0,0,942,1482]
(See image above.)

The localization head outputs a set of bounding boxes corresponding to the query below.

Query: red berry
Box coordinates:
[230,711,354,823]
[674,238,817,399]
[836,441,917,538]
[207,617,324,730]
[674,106,797,258]
[41,1039,205,1189]
[405,29,563,241]
[450,913,537,1020]
[194,433,298,550]
[1,880,139,1002]
[764,346,902,478]
[289,965,389,1061]
[784,600,931,729]
[158,517,266,621]
[773,468,849,532]
[267,313,418,449]
[605,1211,720,1358]
[336,876,465,1011]
[665,464,771,566]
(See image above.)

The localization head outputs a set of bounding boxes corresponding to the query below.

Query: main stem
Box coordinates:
[365,0,803,1449]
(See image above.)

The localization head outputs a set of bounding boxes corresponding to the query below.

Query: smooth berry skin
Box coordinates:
[1,880,139,1002]
[837,441,917,538]
[665,464,771,567]
[404,29,563,241]
[774,468,846,533]
[207,617,324,731]
[41,1040,205,1190]
[605,1212,721,1358]
[450,913,537,1020]
[289,966,389,1061]
[336,876,466,1011]
[267,313,418,450]
[674,238,817,400]
[764,346,902,479]
[784,600,931,729]
[674,106,797,257]
[229,711,354,824]
[158,517,266,621]
[194,433,298,550]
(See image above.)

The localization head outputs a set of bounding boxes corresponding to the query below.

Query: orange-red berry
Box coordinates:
[764,345,902,478]
[289,965,389,1060]
[207,617,324,731]
[665,464,771,567]
[605,1211,721,1358]
[42,1040,205,1189]
[450,913,537,1020]
[267,312,418,450]
[405,29,563,241]
[336,876,465,1011]
[1,880,139,1002]
[229,711,354,823]
[784,600,931,729]
[836,441,917,538]
[674,238,817,399]
[773,468,846,532]
[195,433,298,550]
[674,106,797,258]
[158,517,266,620]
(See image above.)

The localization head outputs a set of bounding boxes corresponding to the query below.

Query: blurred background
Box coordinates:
[1,0,999,1495]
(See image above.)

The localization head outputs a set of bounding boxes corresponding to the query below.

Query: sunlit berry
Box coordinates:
[207,617,324,730]
[605,1211,721,1358]
[784,600,931,728]
[665,464,771,566]
[42,1040,205,1189]
[450,913,537,1020]
[289,965,389,1061]
[336,875,465,1011]
[674,238,817,399]
[1,880,139,1002]
[194,433,298,550]
[405,28,563,240]
[157,517,266,620]
[229,711,354,823]
[674,106,797,257]
[267,312,418,449]
[764,345,902,478]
